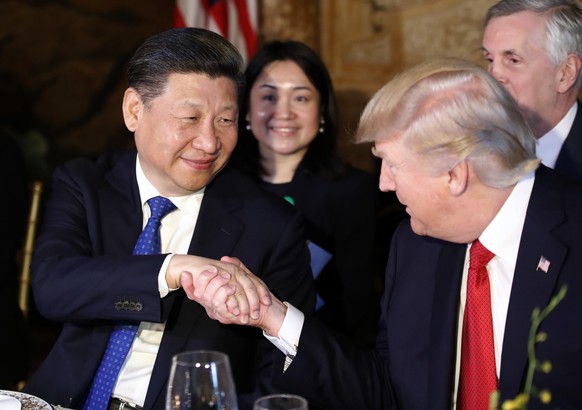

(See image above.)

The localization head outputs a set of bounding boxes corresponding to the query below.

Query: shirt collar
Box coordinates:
[479,171,535,262]
[537,101,578,167]
[135,154,205,211]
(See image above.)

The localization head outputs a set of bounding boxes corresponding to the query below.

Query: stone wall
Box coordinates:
[1,0,174,183]
[0,0,493,182]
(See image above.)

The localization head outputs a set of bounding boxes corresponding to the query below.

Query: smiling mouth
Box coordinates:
[270,127,297,134]
[183,157,216,170]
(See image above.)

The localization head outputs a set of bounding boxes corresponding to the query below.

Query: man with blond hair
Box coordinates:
[193,58,582,409]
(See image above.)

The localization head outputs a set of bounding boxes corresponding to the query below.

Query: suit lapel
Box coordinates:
[145,169,245,407]
[428,240,466,409]
[105,150,143,252]
[499,166,567,399]
[555,100,582,181]
[83,151,143,384]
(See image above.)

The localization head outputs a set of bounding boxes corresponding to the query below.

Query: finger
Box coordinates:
[197,271,236,313]
[219,256,264,318]
[220,255,241,265]
[228,264,271,313]
[248,274,272,307]
[207,301,240,324]
[225,294,240,316]
[191,267,220,300]
[180,271,195,299]
[232,273,263,320]
[213,286,248,324]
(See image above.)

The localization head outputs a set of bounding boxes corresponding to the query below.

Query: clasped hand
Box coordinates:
[168,255,273,325]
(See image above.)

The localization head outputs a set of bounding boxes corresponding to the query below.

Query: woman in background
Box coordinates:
[230,40,379,344]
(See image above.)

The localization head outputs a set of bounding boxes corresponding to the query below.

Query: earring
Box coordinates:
[319,118,325,133]
[246,123,251,131]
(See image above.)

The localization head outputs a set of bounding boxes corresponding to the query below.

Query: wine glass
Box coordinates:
[166,350,238,410]
[253,394,308,410]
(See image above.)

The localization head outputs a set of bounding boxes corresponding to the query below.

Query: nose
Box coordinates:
[488,60,505,83]
[274,99,293,119]
[379,162,396,192]
[191,120,220,153]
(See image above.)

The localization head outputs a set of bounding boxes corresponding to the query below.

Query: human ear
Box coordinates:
[557,53,581,94]
[448,160,469,196]
[122,88,142,132]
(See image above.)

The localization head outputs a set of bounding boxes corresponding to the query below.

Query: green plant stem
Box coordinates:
[523,285,568,399]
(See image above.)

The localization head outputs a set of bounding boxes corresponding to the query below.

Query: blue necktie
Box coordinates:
[83,196,177,410]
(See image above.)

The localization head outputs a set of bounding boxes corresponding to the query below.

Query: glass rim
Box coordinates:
[254,393,308,403]
[171,350,230,365]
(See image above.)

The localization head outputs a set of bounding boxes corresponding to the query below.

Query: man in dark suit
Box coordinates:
[482,0,582,181]
[194,58,582,409]
[23,28,315,410]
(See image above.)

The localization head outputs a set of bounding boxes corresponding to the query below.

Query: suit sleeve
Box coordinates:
[264,221,405,410]
[31,161,166,324]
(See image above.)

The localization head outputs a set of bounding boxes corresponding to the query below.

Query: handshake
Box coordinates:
[167,254,288,337]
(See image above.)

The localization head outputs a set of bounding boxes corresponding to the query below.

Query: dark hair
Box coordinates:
[127,27,245,107]
[231,40,346,180]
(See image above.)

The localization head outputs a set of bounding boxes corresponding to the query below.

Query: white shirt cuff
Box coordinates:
[264,302,304,368]
[158,254,177,298]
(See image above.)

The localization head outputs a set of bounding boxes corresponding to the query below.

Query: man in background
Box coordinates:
[483,0,582,180]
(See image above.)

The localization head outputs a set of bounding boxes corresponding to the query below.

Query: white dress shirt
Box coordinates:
[536,102,577,168]
[113,155,204,406]
[452,172,534,408]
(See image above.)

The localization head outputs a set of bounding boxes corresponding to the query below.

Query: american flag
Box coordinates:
[174,0,258,63]
[537,255,551,273]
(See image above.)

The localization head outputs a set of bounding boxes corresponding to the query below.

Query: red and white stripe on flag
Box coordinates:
[174,0,258,63]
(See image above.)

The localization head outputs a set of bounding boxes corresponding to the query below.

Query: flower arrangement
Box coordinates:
[489,284,568,410]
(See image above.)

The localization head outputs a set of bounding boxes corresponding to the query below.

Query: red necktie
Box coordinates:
[458,239,497,410]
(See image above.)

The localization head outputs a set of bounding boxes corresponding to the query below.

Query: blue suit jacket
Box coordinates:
[274,165,582,410]
[24,150,315,409]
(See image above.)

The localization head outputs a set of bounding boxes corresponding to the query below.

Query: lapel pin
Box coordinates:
[537,255,551,273]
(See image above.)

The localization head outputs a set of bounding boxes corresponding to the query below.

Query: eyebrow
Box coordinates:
[482,46,520,57]
[259,83,313,92]
[501,49,520,58]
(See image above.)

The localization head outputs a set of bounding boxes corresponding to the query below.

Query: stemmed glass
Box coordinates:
[166,350,238,410]
[253,394,308,410]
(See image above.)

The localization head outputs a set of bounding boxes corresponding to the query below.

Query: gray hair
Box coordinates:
[485,0,582,86]
[356,57,540,189]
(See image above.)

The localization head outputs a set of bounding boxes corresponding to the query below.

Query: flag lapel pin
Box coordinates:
[537,256,551,273]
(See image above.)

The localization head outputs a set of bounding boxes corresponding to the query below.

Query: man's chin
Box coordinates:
[409,220,427,237]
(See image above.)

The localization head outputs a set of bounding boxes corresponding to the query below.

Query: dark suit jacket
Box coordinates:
[273,165,582,410]
[554,99,582,181]
[257,163,379,339]
[24,149,315,409]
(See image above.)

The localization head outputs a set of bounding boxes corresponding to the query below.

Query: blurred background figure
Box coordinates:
[482,0,582,180]
[230,40,379,345]
[0,130,31,389]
